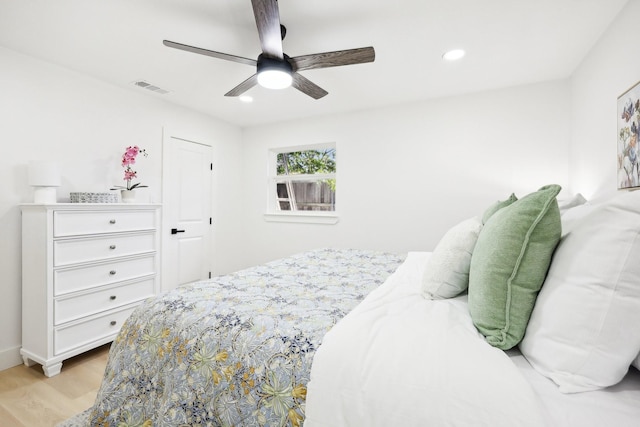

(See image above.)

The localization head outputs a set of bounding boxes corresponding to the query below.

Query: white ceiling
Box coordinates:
[0,0,628,127]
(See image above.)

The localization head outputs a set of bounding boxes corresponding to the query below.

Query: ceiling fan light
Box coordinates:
[256,55,293,90]
[257,69,292,89]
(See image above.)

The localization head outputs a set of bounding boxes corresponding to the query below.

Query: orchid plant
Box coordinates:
[111,145,148,191]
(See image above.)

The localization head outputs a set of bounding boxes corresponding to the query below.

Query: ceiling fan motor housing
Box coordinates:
[257,53,293,74]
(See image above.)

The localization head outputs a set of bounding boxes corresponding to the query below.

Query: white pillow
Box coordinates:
[633,354,640,371]
[556,201,592,236]
[557,193,587,215]
[520,190,640,393]
[422,216,482,299]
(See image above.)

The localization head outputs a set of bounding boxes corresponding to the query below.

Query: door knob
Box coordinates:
[171,228,186,235]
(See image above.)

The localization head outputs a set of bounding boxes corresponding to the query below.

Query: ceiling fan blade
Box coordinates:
[291,73,328,100]
[163,40,257,66]
[224,74,259,97]
[251,0,284,59]
[291,47,375,71]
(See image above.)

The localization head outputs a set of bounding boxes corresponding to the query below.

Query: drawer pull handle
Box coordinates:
[110,295,117,300]
[110,321,117,326]
[109,270,117,275]
[109,245,116,250]
[109,219,116,224]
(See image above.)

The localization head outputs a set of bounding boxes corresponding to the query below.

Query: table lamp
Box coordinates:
[28,161,60,203]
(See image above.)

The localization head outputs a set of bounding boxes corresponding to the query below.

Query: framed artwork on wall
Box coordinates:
[617,80,640,190]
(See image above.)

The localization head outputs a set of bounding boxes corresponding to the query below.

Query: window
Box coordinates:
[266,144,337,223]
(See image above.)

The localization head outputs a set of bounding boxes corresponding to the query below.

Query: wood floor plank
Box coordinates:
[0,404,23,427]
[0,344,110,427]
[0,364,42,394]
[1,382,69,426]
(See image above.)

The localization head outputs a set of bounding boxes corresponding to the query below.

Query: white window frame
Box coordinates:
[264,142,338,224]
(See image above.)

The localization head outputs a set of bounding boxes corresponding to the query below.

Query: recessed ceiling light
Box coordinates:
[442,49,466,61]
[239,95,253,103]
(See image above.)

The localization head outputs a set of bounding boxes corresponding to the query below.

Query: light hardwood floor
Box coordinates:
[0,344,110,427]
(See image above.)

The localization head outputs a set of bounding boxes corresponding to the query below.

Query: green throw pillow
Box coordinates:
[481,193,518,224]
[468,184,561,350]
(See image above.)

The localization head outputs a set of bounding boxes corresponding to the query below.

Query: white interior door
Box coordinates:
[162,131,212,292]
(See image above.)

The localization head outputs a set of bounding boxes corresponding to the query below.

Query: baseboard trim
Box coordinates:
[0,345,23,371]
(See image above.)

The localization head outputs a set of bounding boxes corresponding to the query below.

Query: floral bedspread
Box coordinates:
[89,248,405,427]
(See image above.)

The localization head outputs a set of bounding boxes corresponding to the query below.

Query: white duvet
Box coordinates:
[305,252,547,427]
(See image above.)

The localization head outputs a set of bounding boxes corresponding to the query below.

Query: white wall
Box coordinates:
[569,0,640,200]
[0,46,244,370]
[239,80,571,268]
[3,0,635,372]
[239,0,640,270]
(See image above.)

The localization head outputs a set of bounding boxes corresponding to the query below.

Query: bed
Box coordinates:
[305,186,640,426]
[88,186,640,426]
[88,248,405,426]
[304,253,640,426]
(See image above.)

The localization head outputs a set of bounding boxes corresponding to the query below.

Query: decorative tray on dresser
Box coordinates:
[20,203,161,377]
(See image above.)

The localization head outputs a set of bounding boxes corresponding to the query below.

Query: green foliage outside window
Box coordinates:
[277,149,336,191]
[277,149,336,175]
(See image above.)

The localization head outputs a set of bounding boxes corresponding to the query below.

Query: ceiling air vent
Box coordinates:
[132,80,170,95]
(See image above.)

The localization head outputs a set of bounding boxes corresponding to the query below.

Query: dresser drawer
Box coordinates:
[54,210,156,237]
[54,305,137,355]
[54,233,156,267]
[54,255,156,296]
[54,278,155,325]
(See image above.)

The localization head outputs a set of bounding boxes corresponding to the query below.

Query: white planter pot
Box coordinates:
[120,189,136,203]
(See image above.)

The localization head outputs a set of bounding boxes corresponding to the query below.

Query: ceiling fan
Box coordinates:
[163,0,375,99]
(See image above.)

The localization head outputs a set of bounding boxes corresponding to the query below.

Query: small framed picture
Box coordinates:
[617,80,640,189]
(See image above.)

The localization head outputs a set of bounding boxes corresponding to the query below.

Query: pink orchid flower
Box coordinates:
[111,146,148,191]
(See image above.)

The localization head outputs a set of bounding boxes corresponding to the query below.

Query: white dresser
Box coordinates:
[20,203,161,377]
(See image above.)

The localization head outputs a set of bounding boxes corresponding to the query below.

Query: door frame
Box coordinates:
[161,127,215,292]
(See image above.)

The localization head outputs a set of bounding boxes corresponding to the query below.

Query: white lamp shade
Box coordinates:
[28,161,61,187]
